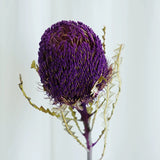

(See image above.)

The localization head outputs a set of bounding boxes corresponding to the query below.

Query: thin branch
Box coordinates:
[91,98,106,116]
[68,106,83,135]
[91,96,100,130]
[102,26,106,53]
[61,110,87,150]
[18,74,60,118]
[92,129,105,147]
[108,44,122,121]
[99,83,109,160]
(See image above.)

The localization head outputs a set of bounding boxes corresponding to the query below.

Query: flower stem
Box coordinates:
[79,103,92,160]
[84,118,92,160]
[87,131,92,160]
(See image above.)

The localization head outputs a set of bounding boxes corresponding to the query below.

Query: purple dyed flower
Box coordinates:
[19,20,122,160]
[38,20,111,105]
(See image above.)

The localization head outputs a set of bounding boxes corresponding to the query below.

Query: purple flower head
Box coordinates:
[38,20,111,105]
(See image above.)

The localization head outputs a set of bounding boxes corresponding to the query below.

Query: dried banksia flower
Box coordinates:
[38,20,111,105]
[19,20,122,160]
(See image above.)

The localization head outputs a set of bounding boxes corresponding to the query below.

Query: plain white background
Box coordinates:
[1,0,160,160]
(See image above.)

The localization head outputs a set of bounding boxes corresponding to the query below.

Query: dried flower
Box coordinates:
[38,20,111,105]
[19,20,122,160]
